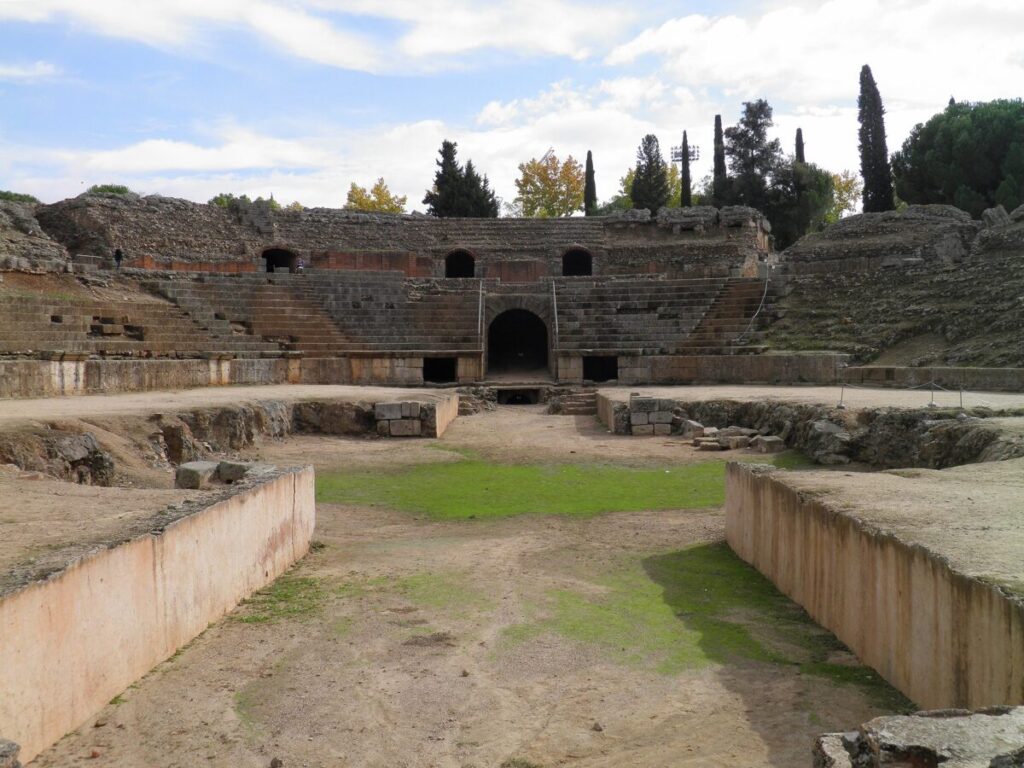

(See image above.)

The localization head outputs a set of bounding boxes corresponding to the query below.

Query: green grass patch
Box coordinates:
[394,571,494,613]
[502,542,912,710]
[233,574,326,624]
[316,459,726,519]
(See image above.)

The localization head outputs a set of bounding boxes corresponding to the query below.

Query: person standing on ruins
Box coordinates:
[113,248,123,270]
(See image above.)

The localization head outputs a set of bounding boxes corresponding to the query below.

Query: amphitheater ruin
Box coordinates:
[1,192,1023,766]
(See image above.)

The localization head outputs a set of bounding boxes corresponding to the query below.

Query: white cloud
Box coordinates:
[0,61,60,81]
[0,0,635,73]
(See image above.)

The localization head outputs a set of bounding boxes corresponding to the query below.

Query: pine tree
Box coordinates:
[712,114,728,207]
[423,140,498,218]
[680,132,692,207]
[630,134,670,212]
[795,128,806,164]
[858,65,895,212]
[584,150,597,216]
[724,99,783,212]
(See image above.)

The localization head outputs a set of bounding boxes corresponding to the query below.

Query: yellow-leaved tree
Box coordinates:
[512,153,585,217]
[344,178,407,213]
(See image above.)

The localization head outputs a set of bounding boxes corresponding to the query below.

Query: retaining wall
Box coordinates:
[0,467,315,762]
[843,365,1024,393]
[725,462,1024,710]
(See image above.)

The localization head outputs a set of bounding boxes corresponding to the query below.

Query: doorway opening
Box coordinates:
[487,309,548,376]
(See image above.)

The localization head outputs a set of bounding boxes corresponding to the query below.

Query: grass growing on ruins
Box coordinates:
[234,573,327,624]
[393,571,494,614]
[316,459,726,519]
[502,542,912,710]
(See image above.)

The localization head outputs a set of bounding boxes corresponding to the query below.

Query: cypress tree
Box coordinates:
[630,134,670,213]
[423,140,498,217]
[680,131,692,207]
[584,150,597,216]
[795,128,806,164]
[858,64,895,212]
[712,114,728,207]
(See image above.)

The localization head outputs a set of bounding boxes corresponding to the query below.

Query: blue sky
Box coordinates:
[0,1,1021,209]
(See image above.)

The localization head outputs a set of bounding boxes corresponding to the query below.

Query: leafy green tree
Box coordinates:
[0,190,40,204]
[825,170,862,223]
[209,193,250,207]
[858,64,894,212]
[423,140,498,217]
[87,184,133,196]
[891,98,1024,217]
[513,152,585,217]
[629,134,670,212]
[584,150,597,216]
[680,131,692,207]
[712,114,728,207]
[767,160,834,249]
[344,178,407,213]
[723,99,784,212]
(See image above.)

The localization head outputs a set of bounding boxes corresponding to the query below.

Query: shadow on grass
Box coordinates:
[641,543,913,765]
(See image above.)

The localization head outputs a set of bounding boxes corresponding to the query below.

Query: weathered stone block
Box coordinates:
[681,419,704,438]
[375,402,404,421]
[630,397,657,413]
[375,420,390,436]
[653,424,672,435]
[630,412,649,425]
[217,460,252,483]
[631,424,654,435]
[726,436,751,450]
[175,460,219,489]
[389,419,421,437]
[649,411,673,424]
[697,441,725,451]
[751,435,785,453]
[401,402,421,419]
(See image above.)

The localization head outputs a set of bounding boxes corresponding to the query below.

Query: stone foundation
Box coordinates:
[0,467,316,763]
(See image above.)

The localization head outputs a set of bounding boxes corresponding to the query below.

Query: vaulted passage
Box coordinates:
[562,248,593,277]
[487,309,548,376]
[263,248,297,273]
[445,250,475,278]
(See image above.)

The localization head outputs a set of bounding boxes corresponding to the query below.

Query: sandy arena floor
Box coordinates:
[29,406,901,768]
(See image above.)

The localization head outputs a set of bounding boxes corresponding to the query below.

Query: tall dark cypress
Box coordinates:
[712,114,728,206]
[795,128,806,164]
[630,134,670,212]
[584,150,597,216]
[858,64,895,212]
[680,131,692,207]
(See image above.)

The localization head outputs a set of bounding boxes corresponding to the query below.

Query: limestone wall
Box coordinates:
[725,462,1024,710]
[843,365,1024,393]
[0,467,316,762]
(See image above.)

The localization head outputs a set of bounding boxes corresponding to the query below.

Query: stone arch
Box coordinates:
[487,309,549,376]
[262,247,298,273]
[561,247,593,276]
[445,249,476,278]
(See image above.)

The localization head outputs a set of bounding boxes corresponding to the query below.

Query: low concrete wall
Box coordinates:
[0,468,315,762]
[844,365,1024,393]
[725,462,1024,710]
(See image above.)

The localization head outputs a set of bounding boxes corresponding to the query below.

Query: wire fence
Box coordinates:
[835,379,1011,410]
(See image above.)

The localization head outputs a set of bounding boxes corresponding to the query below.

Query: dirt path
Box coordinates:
[32,408,900,768]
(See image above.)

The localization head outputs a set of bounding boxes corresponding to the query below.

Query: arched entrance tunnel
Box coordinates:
[263,248,297,273]
[487,309,549,377]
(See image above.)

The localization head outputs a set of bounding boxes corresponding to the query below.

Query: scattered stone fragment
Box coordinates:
[174,460,219,489]
[680,419,704,438]
[751,436,785,453]
[0,740,20,768]
[591,722,604,733]
[216,460,252,483]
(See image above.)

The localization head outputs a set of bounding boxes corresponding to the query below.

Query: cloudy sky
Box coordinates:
[0,0,1020,209]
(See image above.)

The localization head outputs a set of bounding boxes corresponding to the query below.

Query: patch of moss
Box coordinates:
[502,543,912,709]
[233,573,326,624]
[316,459,726,519]
[394,571,494,614]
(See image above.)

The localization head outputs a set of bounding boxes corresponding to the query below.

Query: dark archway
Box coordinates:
[487,309,548,375]
[263,248,297,273]
[562,248,593,276]
[445,250,475,278]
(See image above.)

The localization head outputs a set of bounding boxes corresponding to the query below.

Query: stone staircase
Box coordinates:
[557,389,598,415]
[150,272,482,356]
[552,276,771,356]
[0,293,279,357]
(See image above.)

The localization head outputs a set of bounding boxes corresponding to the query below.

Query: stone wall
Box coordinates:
[725,462,1024,710]
[0,467,315,763]
[0,201,68,272]
[34,193,770,279]
[843,365,1024,393]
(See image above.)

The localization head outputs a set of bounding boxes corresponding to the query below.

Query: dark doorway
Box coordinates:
[445,250,475,278]
[487,309,548,375]
[424,357,458,383]
[562,248,592,276]
[583,355,618,382]
[263,248,297,273]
